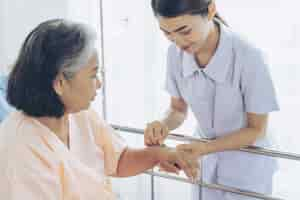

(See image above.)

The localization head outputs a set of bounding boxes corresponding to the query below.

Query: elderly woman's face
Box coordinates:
[58,52,102,113]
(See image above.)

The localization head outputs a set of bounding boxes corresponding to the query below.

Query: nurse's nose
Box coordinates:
[96,77,102,89]
[169,34,185,48]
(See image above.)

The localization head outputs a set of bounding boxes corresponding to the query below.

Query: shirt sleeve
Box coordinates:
[241,49,279,114]
[165,45,182,98]
[4,145,62,200]
[88,110,127,176]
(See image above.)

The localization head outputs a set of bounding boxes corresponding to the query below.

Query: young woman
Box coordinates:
[144,0,279,199]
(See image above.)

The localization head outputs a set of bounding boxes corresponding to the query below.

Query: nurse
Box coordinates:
[144,0,279,199]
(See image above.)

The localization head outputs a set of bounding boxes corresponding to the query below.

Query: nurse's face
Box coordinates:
[158,14,214,54]
[55,52,102,113]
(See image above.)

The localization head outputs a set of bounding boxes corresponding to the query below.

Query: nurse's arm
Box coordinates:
[144,97,188,146]
[161,97,188,131]
[177,113,268,156]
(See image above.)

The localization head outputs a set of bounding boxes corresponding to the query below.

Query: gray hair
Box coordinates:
[24,19,97,79]
[7,19,98,117]
[59,21,98,79]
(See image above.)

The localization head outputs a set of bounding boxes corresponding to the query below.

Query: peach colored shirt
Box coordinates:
[0,110,127,200]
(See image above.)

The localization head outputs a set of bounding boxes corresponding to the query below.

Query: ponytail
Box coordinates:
[214,12,228,26]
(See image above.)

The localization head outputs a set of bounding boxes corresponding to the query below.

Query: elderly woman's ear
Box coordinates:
[53,74,65,96]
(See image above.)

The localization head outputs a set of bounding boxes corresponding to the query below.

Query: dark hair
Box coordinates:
[151,0,227,26]
[7,19,96,118]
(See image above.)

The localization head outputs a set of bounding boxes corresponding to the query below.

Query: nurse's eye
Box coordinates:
[163,31,170,36]
[180,29,192,36]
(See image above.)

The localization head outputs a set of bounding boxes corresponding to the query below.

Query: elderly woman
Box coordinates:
[0,19,199,200]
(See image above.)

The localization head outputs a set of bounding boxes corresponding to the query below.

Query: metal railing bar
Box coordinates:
[112,124,300,161]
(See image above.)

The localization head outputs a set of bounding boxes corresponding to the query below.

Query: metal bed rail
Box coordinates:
[112,124,299,200]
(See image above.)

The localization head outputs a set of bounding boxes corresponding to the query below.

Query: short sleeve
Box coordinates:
[3,145,62,200]
[165,45,182,98]
[88,110,127,176]
[241,50,279,114]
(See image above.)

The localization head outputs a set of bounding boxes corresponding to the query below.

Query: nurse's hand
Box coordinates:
[176,142,208,158]
[144,121,169,146]
[158,161,181,174]
[158,147,199,181]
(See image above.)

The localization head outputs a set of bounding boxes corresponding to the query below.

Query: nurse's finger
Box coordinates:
[144,126,151,145]
[176,144,193,153]
[176,143,188,150]
[152,126,162,145]
[176,153,193,179]
[144,125,156,146]
[180,153,199,180]
[159,162,180,174]
[189,159,200,180]
[158,125,169,145]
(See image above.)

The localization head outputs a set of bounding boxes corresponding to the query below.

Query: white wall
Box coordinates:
[0,1,5,73]
[0,0,103,114]
[0,0,68,74]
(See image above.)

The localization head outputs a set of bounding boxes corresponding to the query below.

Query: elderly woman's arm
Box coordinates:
[87,109,198,180]
[115,146,166,177]
[114,146,198,180]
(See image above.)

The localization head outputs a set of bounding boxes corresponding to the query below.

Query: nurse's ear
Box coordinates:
[53,73,66,96]
[207,1,217,21]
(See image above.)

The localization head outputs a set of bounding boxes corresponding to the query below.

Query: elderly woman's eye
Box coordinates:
[181,29,192,35]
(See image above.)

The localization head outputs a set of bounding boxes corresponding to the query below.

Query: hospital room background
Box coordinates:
[0,0,300,199]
